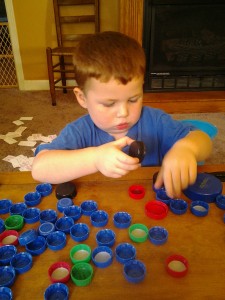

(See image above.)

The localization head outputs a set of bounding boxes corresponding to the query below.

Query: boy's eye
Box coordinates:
[129,98,138,103]
[102,102,115,107]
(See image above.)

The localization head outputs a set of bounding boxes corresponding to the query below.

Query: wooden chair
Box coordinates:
[47,0,100,105]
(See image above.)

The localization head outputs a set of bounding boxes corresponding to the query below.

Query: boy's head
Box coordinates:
[73,31,146,91]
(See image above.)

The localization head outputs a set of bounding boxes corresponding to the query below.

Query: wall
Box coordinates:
[12,0,119,82]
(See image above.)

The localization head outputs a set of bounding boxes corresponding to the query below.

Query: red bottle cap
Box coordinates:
[165,254,188,278]
[128,185,145,200]
[145,200,168,220]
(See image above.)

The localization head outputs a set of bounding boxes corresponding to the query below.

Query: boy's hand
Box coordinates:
[154,145,197,198]
[94,137,140,178]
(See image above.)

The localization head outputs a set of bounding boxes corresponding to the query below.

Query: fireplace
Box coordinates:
[142,0,225,92]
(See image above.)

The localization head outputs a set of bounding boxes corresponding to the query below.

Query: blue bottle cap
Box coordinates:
[0,200,12,214]
[0,287,13,299]
[80,200,98,216]
[113,212,131,229]
[156,190,171,205]
[190,201,209,217]
[0,245,17,266]
[36,183,52,196]
[0,266,16,287]
[39,209,57,224]
[90,210,108,227]
[25,236,47,256]
[148,226,168,245]
[0,219,5,234]
[9,202,27,216]
[38,222,55,237]
[22,207,40,223]
[92,246,113,268]
[70,223,90,242]
[216,195,225,210]
[24,191,42,206]
[10,252,32,274]
[46,231,66,251]
[123,260,146,283]
[115,243,136,264]
[18,229,38,246]
[96,229,116,247]
[64,205,82,221]
[55,217,74,234]
[44,283,69,300]
[55,181,77,200]
[170,199,188,215]
[183,173,222,203]
[57,198,73,213]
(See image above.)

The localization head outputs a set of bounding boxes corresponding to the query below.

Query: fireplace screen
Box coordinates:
[143,0,225,91]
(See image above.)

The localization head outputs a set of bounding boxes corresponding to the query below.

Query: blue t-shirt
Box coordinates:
[35,106,195,166]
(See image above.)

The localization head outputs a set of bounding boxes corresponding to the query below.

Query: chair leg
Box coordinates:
[59,55,67,94]
[46,47,56,105]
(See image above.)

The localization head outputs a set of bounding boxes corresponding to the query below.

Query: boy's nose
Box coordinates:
[117,104,128,117]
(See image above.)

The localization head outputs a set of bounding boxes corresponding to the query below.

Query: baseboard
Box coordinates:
[21,80,76,91]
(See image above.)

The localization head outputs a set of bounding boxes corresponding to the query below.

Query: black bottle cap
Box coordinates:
[129,141,146,162]
[55,182,77,200]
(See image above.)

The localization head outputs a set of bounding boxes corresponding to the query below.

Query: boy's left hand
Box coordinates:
[154,146,197,198]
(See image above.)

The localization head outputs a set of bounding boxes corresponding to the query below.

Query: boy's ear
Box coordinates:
[73,87,87,109]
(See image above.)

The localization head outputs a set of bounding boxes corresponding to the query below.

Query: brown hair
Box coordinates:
[73,31,146,90]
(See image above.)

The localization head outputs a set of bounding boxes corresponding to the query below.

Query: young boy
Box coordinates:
[32,31,212,198]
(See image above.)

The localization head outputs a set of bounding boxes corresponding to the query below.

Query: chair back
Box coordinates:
[53,0,100,47]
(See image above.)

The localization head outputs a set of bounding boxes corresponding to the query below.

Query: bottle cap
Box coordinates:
[46,231,66,251]
[129,224,148,243]
[39,209,57,224]
[0,219,5,234]
[9,202,27,216]
[10,252,33,274]
[115,243,136,264]
[123,260,146,283]
[129,141,146,162]
[0,230,19,246]
[216,194,225,210]
[70,223,90,242]
[25,236,47,256]
[145,200,168,220]
[80,200,98,216]
[48,262,71,283]
[24,191,42,206]
[64,205,82,221]
[90,210,108,227]
[55,217,74,234]
[38,222,55,237]
[18,229,38,246]
[70,262,93,286]
[156,190,171,205]
[92,246,113,268]
[0,287,13,299]
[183,173,222,203]
[57,198,73,213]
[170,199,188,215]
[0,245,17,266]
[148,226,168,245]
[4,215,24,231]
[22,208,40,224]
[96,229,116,247]
[128,185,145,200]
[36,183,52,196]
[55,181,77,199]
[165,254,188,277]
[70,244,91,264]
[0,199,12,214]
[44,283,69,300]
[190,201,209,217]
[0,266,16,287]
[113,212,131,228]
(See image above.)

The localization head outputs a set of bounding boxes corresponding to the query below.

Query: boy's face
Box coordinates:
[74,77,144,139]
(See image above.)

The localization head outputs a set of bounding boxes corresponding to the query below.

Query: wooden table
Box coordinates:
[0,165,225,300]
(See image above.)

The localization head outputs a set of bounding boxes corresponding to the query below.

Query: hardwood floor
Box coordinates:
[143,90,225,113]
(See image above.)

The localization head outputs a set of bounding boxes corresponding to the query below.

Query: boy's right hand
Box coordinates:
[94,137,140,178]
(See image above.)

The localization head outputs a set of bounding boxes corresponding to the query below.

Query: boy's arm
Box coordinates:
[32,137,140,183]
[154,130,213,198]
